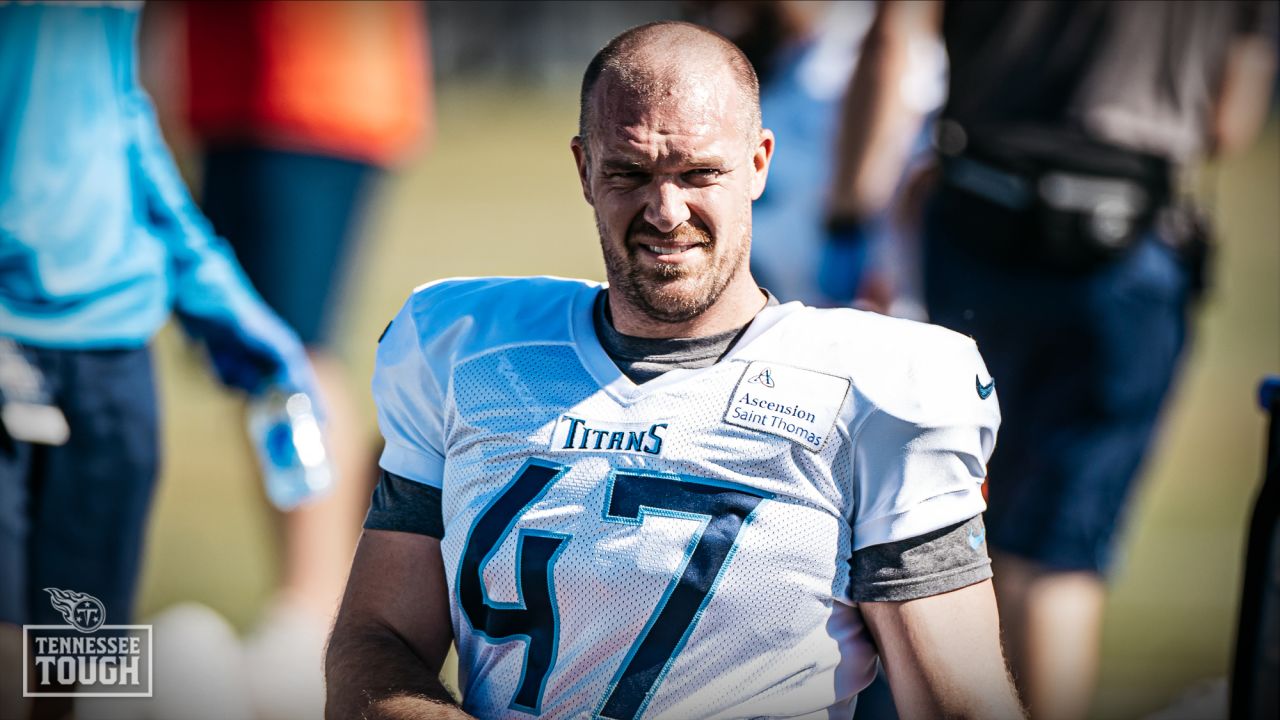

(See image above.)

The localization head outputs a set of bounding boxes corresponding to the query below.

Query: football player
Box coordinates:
[327,21,1024,720]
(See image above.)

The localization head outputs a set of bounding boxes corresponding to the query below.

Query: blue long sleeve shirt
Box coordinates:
[0,2,288,352]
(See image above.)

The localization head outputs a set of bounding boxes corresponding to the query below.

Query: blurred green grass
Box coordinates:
[136,85,1279,719]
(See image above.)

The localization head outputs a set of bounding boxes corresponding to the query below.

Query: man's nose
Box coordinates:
[642,180,692,234]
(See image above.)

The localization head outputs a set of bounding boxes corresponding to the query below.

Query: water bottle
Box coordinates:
[247,388,333,510]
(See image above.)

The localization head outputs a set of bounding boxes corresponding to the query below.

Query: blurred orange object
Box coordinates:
[183,0,431,166]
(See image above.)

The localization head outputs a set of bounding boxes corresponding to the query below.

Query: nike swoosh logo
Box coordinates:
[968,528,986,550]
[976,376,995,399]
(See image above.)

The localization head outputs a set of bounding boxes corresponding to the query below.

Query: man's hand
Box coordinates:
[861,579,1026,720]
[326,530,471,720]
[817,217,872,306]
[177,297,318,401]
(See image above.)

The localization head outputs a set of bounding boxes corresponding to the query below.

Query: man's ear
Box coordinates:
[571,136,594,205]
[749,128,775,201]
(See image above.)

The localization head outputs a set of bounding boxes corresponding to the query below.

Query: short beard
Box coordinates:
[597,214,749,325]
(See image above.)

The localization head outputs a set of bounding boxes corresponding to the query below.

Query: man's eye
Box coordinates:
[685,169,723,183]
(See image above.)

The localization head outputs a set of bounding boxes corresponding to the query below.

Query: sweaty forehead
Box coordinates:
[590,66,747,159]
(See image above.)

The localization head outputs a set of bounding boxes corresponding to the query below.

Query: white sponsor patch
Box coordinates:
[548,414,669,456]
[724,361,850,451]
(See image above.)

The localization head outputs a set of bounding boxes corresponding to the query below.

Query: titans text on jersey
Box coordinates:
[372,276,1000,719]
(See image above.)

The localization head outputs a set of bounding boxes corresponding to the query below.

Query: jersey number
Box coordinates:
[458,459,770,719]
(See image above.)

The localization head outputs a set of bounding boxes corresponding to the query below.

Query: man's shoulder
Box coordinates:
[386,275,601,359]
[774,304,979,361]
[406,275,598,309]
[765,306,991,420]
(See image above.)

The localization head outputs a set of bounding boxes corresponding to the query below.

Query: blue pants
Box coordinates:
[923,209,1189,575]
[0,346,158,625]
[201,146,378,347]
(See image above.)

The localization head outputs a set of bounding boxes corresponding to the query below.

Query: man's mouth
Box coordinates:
[627,221,713,266]
[642,243,700,256]
[635,242,708,267]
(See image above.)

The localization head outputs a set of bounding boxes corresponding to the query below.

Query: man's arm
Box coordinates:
[861,579,1025,720]
[125,67,315,397]
[827,0,942,222]
[1210,29,1278,157]
[326,529,472,720]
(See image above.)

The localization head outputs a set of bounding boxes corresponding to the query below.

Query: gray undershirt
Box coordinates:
[591,289,776,384]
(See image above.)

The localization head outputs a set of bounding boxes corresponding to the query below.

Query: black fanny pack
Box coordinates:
[934,125,1172,272]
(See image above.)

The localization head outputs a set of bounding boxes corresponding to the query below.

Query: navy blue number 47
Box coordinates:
[457,459,771,720]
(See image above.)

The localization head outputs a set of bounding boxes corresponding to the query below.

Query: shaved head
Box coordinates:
[571,20,774,337]
[578,21,761,147]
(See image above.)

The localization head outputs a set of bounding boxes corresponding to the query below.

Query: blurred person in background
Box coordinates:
[0,2,318,719]
[683,0,945,313]
[828,2,1278,719]
[174,1,431,716]
[682,0,870,307]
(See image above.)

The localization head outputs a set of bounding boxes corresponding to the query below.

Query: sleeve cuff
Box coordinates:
[851,515,992,603]
[852,485,986,551]
[364,470,445,539]
[378,441,445,489]
[852,562,992,603]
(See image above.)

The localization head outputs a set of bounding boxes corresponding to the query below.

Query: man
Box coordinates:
[169,3,432,715]
[825,3,1278,719]
[327,21,1023,720]
[0,3,316,718]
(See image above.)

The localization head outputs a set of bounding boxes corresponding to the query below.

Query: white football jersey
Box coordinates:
[373,277,999,720]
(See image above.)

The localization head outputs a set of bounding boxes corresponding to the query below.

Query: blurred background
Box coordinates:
[121,2,1276,719]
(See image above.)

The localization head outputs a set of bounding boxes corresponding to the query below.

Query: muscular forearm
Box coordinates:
[325,622,471,720]
[864,582,1025,720]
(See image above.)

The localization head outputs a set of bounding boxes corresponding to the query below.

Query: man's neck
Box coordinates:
[607,276,769,339]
